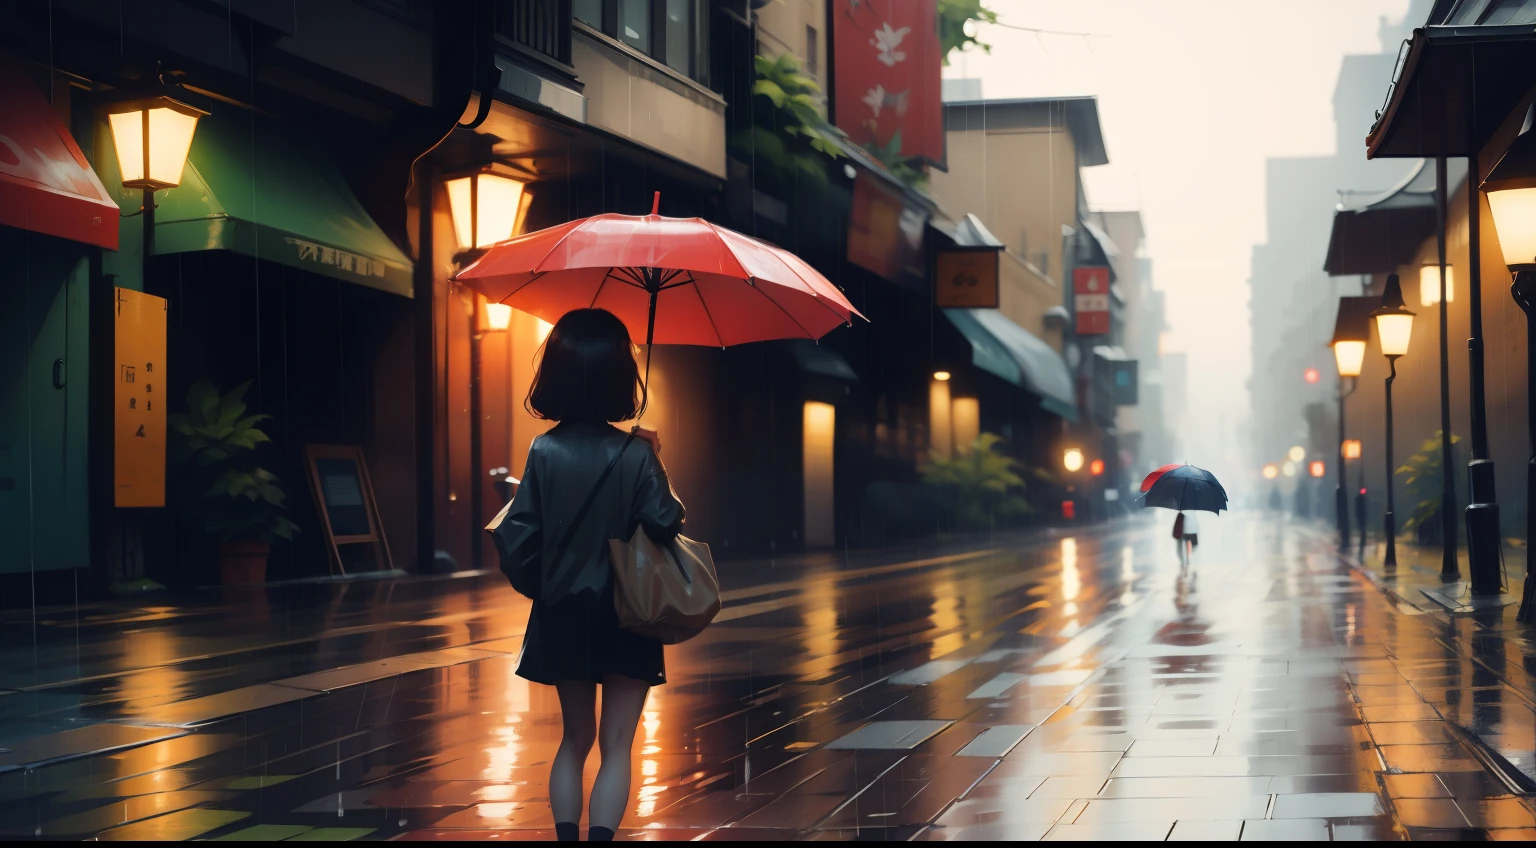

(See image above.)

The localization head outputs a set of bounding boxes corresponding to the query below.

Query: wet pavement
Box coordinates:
[2,516,1534,840]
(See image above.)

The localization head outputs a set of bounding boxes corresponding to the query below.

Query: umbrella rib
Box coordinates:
[748,277,818,339]
[500,269,549,301]
[590,270,618,309]
[685,274,726,347]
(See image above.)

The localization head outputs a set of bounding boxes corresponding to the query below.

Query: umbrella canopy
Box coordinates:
[452,193,863,347]
[1137,465,1228,514]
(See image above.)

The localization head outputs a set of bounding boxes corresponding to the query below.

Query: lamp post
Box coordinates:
[1430,155,1460,582]
[1482,111,1536,619]
[1372,274,1415,572]
[105,94,206,262]
[1331,298,1368,552]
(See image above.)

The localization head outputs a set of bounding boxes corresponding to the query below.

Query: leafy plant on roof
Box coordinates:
[938,0,1000,65]
[734,52,846,184]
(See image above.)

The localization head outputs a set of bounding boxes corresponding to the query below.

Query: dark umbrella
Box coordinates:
[1137,464,1228,513]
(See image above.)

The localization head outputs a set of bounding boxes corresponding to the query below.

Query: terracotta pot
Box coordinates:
[218,540,270,586]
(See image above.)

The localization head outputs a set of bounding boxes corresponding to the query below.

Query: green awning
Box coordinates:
[944,309,1078,422]
[153,111,413,297]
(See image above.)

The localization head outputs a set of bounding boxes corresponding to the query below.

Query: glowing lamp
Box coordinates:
[1288,446,1305,463]
[1309,460,1326,478]
[1372,274,1415,358]
[1262,464,1278,480]
[484,302,513,331]
[446,169,532,251]
[1063,448,1084,473]
[1282,461,1297,477]
[1419,264,1454,305]
[1484,120,1536,272]
[1089,459,1105,476]
[106,96,206,190]
[1333,341,1366,378]
[933,371,951,381]
[1343,439,1362,459]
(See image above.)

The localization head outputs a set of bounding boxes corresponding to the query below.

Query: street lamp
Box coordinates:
[1420,264,1455,305]
[1288,446,1306,463]
[1331,296,1370,552]
[1482,115,1536,617]
[1063,448,1084,473]
[1372,274,1415,571]
[105,94,207,257]
[1262,464,1279,480]
[445,167,532,255]
[484,302,513,331]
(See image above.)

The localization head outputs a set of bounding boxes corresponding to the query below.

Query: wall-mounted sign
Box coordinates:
[847,172,928,292]
[934,248,1000,308]
[114,288,168,507]
[1073,267,1111,335]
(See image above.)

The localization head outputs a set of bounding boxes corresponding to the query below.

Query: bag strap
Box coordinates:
[547,428,637,589]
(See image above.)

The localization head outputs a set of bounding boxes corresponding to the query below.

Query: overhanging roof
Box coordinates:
[1366,10,1536,159]
[1323,159,1463,275]
[942,96,1108,167]
[944,309,1078,421]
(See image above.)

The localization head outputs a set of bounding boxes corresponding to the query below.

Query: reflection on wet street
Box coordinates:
[2,515,1534,840]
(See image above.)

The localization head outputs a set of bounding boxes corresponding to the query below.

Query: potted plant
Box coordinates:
[168,380,299,585]
[922,432,1033,531]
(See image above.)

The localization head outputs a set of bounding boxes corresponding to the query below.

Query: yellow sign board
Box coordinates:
[934,248,1001,309]
[114,288,168,508]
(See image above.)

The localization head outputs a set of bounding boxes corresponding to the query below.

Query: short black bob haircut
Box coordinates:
[526,308,645,423]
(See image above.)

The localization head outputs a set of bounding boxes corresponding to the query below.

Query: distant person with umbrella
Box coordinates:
[1140,464,1228,563]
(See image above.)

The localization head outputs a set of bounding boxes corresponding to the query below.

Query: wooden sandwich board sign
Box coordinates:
[303,444,393,576]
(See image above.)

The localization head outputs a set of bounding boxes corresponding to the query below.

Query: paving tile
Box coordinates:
[1269,792,1385,819]
[21,789,235,837]
[1043,821,1172,840]
[825,721,953,750]
[1168,820,1244,840]
[1381,772,1451,799]
[211,824,315,840]
[1461,798,1536,829]
[1487,828,1536,841]
[954,725,1031,757]
[286,827,377,841]
[94,809,250,841]
[1099,776,1271,798]
[1123,738,1216,757]
[1109,755,1340,778]
[1368,720,1456,746]
[1360,703,1441,723]
[1392,797,1472,828]
[150,685,316,726]
[0,724,187,771]
[1025,776,1109,799]
[1377,744,1485,773]
[965,673,1027,700]
[1076,796,1269,824]
[1238,818,1330,841]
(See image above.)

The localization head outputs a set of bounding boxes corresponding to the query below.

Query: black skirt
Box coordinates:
[516,583,666,686]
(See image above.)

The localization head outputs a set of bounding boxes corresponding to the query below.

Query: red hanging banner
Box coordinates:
[831,0,944,166]
[1073,267,1111,335]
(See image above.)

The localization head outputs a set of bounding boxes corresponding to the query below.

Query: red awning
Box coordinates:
[0,60,118,250]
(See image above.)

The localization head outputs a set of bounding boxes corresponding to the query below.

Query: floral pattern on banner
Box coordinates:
[833,0,943,165]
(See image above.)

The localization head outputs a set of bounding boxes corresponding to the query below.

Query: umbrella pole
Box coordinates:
[642,282,658,416]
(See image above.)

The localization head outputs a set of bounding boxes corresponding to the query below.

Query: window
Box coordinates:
[574,0,602,27]
[583,0,709,85]
[620,0,651,51]
[806,25,818,76]
[664,0,693,76]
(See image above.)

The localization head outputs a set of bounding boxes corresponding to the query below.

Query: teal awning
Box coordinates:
[153,111,413,297]
[944,309,1077,422]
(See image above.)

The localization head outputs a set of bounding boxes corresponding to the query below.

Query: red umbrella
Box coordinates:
[453,193,863,350]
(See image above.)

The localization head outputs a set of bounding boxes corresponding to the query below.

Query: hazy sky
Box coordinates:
[944,0,1412,476]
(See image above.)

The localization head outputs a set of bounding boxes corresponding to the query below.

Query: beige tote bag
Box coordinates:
[608,528,721,644]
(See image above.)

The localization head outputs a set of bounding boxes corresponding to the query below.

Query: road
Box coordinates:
[1,514,1533,840]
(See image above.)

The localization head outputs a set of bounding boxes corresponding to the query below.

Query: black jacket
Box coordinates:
[491,421,685,605]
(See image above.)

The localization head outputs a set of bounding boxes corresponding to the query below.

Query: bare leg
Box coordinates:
[552,681,598,828]
[588,675,652,833]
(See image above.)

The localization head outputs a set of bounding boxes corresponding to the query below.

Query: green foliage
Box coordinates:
[860,130,928,189]
[736,53,846,185]
[922,432,1032,530]
[168,380,299,545]
[938,0,1000,66]
[1396,430,1460,535]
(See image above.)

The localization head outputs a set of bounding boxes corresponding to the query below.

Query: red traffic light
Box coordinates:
[1089,459,1105,476]
[1304,367,1320,384]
